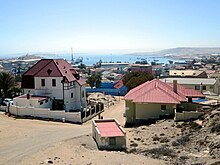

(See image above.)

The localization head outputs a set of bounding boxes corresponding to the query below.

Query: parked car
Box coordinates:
[3,98,13,106]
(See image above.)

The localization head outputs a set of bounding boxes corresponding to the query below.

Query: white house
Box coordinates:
[20,59,87,112]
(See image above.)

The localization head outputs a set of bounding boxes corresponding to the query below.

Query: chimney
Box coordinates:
[200,82,203,93]
[173,80,177,93]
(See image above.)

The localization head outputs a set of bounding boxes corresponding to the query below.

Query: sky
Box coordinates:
[0,0,220,55]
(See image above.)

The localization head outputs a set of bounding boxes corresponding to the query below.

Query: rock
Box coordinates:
[44,159,53,164]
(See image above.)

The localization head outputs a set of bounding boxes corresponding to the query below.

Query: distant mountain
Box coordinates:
[128,47,220,57]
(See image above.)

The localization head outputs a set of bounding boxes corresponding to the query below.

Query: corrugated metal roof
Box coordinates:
[166,83,205,98]
[96,121,124,137]
[125,79,186,104]
[160,78,216,85]
[125,79,204,104]
[23,59,79,83]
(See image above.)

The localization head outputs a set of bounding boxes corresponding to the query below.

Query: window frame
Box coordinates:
[41,79,45,87]
[161,105,166,111]
[109,137,116,146]
[52,79,56,87]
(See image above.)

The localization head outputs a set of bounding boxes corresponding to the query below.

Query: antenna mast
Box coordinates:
[71,47,74,62]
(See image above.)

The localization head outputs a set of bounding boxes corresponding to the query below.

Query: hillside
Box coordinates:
[129,47,220,57]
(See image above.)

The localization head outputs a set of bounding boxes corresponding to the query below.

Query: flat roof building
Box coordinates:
[92,119,126,150]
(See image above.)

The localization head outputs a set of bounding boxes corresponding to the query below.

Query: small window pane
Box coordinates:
[161,105,166,110]
[52,79,56,87]
[195,85,200,90]
[41,79,45,87]
[109,137,116,145]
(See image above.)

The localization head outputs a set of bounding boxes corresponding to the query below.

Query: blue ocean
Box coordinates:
[40,53,184,66]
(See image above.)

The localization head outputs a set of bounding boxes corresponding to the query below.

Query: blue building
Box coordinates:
[86,80,128,96]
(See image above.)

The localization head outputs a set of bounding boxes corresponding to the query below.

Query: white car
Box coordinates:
[3,98,13,106]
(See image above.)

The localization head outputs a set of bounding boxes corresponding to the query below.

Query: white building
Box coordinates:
[20,59,87,112]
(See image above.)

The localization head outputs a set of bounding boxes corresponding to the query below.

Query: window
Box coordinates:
[71,92,73,98]
[202,86,206,90]
[82,91,85,98]
[109,137,116,146]
[41,79,45,87]
[195,85,200,90]
[52,79,56,87]
[161,105,166,110]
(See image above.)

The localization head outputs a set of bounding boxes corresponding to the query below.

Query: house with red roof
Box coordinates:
[124,79,204,125]
[17,59,87,112]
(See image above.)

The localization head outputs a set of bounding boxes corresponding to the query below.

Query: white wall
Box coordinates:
[14,97,52,108]
[23,76,87,112]
[64,82,87,112]
[9,105,82,123]
[34,77,63,99]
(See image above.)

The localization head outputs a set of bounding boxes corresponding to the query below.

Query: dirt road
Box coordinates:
[0,98,125,165]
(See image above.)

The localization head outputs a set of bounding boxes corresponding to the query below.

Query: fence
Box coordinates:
[9,105,82,123]
[81,103,104,122]
[0,106,7,112]
[174,109,204,121]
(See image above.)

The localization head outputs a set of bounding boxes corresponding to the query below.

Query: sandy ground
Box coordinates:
[0,97,164,165]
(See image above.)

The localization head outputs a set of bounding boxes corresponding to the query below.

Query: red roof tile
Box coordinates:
[96,121,125,137]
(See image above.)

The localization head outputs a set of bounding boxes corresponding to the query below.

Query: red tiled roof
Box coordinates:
[125,79,187,104]
[96,121,125,137]
[23,59,79,83]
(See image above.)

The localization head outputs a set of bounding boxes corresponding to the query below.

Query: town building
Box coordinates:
[86,80,127,96]
[20,59,87,112]
[92,118,126,150]
[161,77,220,94]
[128,64,152,74]
[169,70,208,78]
[124,79,204,125]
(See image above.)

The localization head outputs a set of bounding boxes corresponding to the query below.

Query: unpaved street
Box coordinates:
[0,98,125,165]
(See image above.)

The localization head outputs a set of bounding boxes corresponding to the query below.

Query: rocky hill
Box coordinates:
[129,47,220,57]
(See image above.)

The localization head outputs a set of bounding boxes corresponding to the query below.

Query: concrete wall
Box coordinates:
[64,82,87,111]
[125,100,176,124]
[180,84,215,93]
[9,105,82,123]
[14,97,52,108]
[181,102,202,111]
[92,119,126,150]
[23,77,87,112]
[135,103,176,120]
[35,77,63,98]
[125,100,136,124]
[174,109,204,121]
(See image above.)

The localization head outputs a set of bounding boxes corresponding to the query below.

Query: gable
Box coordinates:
[35,60,62,77]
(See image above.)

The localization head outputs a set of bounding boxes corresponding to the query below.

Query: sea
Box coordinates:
[39,53,185,66]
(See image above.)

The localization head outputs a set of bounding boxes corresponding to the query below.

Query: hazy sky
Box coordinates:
[0,0,220,55]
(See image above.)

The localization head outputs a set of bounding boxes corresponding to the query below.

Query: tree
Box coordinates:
[78,63,86,69]
[0,72,15,98]
[123,71,154,91]
[86,73,102,88]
